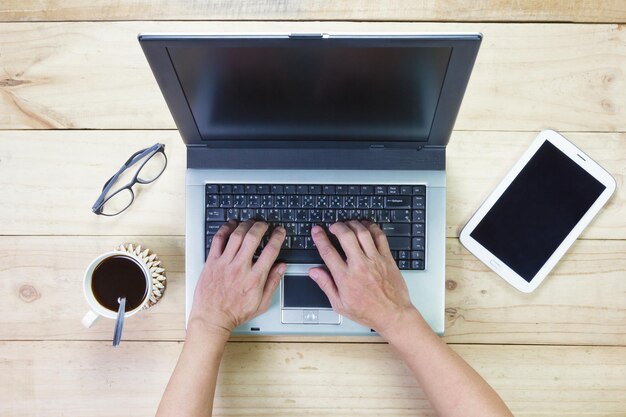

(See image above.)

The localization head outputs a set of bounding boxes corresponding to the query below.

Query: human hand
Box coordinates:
[308,220,418,336]
[189,220,286,337]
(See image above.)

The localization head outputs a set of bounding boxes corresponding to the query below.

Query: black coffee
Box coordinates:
[91,255,148,312]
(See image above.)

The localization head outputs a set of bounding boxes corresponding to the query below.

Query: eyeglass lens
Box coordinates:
[101,188,134,216]
[137,150,167,183]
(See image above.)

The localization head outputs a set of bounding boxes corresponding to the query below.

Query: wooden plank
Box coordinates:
[1,341,625,416]
[1,236,624,345]
[0,22,625,131]
[1,0,626,23]
[0,130,623,238]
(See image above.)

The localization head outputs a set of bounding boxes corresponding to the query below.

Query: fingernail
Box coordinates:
[278,264,287,275]
[312,225,321,235]
[276,226,286,234]
[309,270,318,279]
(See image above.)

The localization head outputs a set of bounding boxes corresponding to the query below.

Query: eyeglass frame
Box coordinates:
[92,143,168,216]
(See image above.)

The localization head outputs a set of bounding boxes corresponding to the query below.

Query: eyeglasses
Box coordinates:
[92,143,168,216]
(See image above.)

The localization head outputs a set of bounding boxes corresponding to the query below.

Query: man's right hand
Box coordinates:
[308,220,418,336]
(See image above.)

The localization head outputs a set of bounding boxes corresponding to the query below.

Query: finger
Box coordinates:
[234,221,269,262]
[222,220,256,260]
[345,220,380,258]
[362,221,393,257]
[207,220,238,259]
[256,262,286,314]
[311,225,346,274]
[308,267,341,309]
[254,226,286,273]
[329,222,365,260]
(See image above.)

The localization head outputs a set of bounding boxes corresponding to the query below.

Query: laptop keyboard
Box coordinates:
[205,184,426,270]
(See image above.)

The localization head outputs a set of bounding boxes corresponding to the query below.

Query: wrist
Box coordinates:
[187,315,232,342]
[378,307,430,343]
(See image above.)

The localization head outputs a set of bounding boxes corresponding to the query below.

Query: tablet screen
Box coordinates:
[470,141,606,282]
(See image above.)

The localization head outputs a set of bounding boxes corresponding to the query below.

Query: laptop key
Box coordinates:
[240,209,253,221]
[412,209,425,222]
[310,209,322,222]
[206,222,225,235]
[398,260,410,270]
[411,260,424,270]
[375,186,387,195]
[275,195,287,208]
[268,209,281,221]
[412,223,425,236]
[385,196,411,208]
[234,195,246,208]
[400,185,412,195]
[388,185,400,195]
[410,250,425,260]
[220,195,233,207]
[248,195,260,208]
[412,185,426,195]
[309,185,322,194]
[378,210,391,222]
[219,184,232,194]
[371,196,383,208]
[336,185,348,194]
[295,209,308,221]
[323,185,336,195]
[413,195,426,209]
[292,236,306,249]
[206,208,226,221]
[412,237,425,251]
[206,184,219,194]
[257,185,270,194]
[296,185,309,194]
[244,185,257,194]
[288,195,300,207]
[285,185,297,194]
[391,209,411,223]
[381,223,411,236]
[271,185,284,194]
[226,208,240,221]
[361,185,374,195]
[277,249,322,263]
[348,185,360,195]
[233,184,245,194]
[386,237,411,250]
[206,195,219,208]
[398,250,410,259]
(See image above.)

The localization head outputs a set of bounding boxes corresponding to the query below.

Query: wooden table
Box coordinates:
[1,2,625,416]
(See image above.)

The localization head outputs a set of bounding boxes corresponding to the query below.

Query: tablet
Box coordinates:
[460,130,616,293]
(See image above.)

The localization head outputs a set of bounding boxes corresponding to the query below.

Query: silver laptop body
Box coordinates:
[139,33,482,335]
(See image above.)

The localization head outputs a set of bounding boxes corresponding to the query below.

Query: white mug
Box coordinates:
[82,250,153,328]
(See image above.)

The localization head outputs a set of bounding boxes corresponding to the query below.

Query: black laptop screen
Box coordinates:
[167,44,452,142]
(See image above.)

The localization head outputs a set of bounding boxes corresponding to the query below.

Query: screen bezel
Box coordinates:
[138,33,481,149]
[459,130,616,293]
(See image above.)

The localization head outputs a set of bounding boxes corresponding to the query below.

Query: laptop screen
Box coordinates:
[167,45,452,142]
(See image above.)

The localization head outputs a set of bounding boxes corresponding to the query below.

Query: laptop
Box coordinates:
[139,33,481,335]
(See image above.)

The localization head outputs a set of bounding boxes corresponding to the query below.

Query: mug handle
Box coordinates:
[81,310,100,328]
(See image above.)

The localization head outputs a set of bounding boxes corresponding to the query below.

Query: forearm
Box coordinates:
[156,320,230,417]
[381,309,513,417]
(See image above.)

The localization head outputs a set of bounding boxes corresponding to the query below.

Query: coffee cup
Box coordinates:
[82,250,153,328]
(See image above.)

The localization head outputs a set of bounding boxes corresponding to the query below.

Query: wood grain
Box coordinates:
[1,341,625,417]
[0,22,625,131]
[1,235,624,345]
[0,130,622,238]
[1,0,626,23]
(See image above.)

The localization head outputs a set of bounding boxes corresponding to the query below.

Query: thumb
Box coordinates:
[308,267,340,308]
[256,263,286,314]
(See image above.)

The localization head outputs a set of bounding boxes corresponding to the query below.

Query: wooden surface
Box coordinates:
[1,2,625,417]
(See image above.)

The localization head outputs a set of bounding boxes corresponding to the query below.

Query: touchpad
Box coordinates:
[281,275,340,325]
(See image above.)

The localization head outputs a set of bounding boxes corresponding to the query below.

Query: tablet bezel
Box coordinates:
[459,130,616,293]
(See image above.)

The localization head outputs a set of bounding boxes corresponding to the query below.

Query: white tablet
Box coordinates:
[460,130,616,293]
